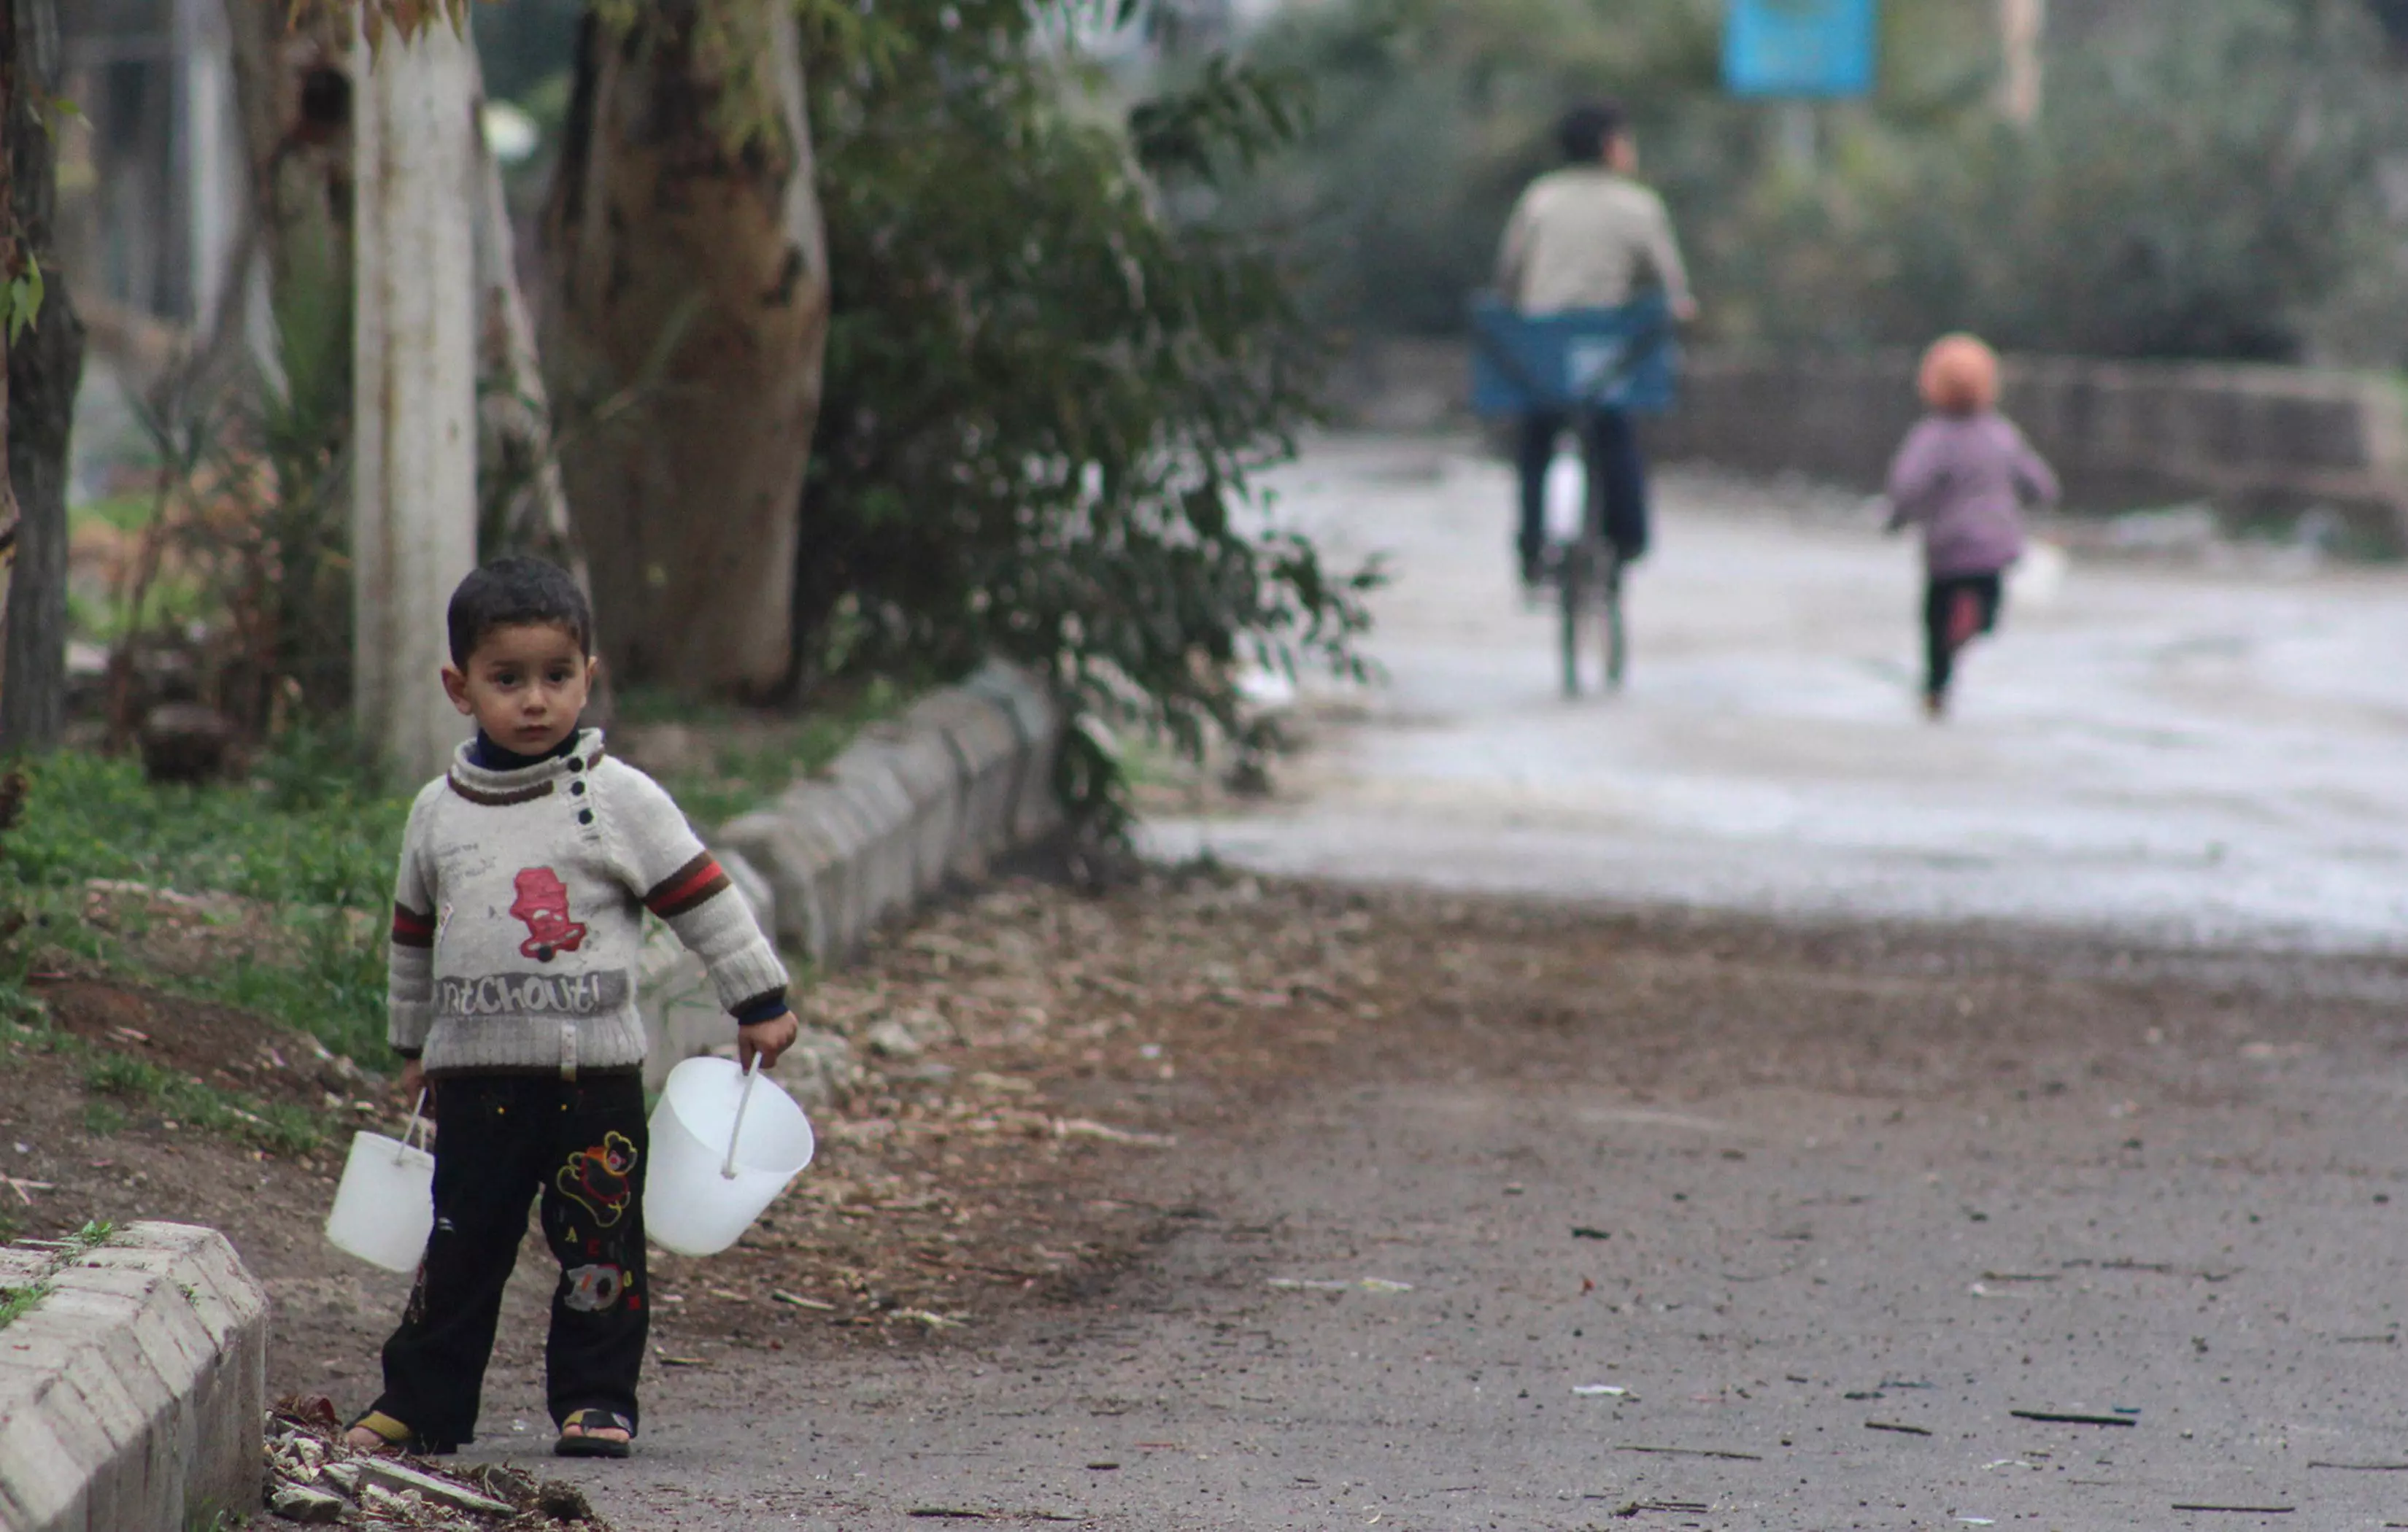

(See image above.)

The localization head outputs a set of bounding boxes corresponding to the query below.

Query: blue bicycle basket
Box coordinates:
[1468,295,1680,419]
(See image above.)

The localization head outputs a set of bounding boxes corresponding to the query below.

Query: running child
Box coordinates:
[1883,333,2060,719]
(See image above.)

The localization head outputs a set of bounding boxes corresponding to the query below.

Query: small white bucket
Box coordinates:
[324,1094,435,1273]
[644,1057,815,1258]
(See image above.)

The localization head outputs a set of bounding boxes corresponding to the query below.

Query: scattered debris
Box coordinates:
[1267,1275,1413,1295]
[2010,1409,2137,1427]
[2170,1505,2293,1515]
[1572,1385,1629,1397]
[1608,1502,1712,1518]
[2308,1461,2408,1471]
[264,1396,611,1527]
[1865,1421,1933,1437]
[771,1290,836,1310]
[1614,1445,1763,1462]
[1050,1118,1175,1148]
[1570,1226,1612,1240]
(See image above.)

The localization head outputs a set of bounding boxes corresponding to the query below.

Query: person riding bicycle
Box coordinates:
[1496,101,1696,590]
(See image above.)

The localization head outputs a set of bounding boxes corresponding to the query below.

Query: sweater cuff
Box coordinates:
[393,1047,422,1061]
[704,938,790,1017]
[731,989,790,1026]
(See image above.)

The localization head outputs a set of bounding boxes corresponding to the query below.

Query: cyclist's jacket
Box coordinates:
[1497,168,1692,316]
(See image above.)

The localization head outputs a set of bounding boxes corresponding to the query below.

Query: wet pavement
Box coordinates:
[1145,436,2408,952]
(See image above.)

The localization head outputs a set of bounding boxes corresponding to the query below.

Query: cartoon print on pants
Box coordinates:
[558,1131,638,1228]
[564,1263,626,1313]
[509,867,588,962]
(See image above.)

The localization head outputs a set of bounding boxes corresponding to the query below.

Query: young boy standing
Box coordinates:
[346,556,798,1461]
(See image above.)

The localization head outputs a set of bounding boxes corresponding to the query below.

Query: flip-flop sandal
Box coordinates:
[344,1409,444,1457]
[554,1407,635,1459]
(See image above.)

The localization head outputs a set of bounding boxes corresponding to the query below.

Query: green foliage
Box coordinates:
[2,253,44,344]
[644,676,914,829]
[78,1048,323,1156]
[1240,0,2408,366]
[0,745,405,1069]
[0,750,405,910]
[802,0,1379,831]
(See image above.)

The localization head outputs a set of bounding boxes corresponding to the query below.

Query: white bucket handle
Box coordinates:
[720,1060,759,1180]
[396,1089,429,1161]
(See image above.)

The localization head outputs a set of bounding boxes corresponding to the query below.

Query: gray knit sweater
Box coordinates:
[387,730,787,1078]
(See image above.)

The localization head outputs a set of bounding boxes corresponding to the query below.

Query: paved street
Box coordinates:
[530,441,2408,1529]
[1149,436,2408,951]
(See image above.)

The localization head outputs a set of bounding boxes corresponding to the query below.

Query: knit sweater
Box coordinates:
[387,729,788,1078]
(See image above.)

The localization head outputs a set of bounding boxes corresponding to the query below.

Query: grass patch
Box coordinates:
[648,676,916,828]
[0,743,406,1069]
[23,1018,330,1157]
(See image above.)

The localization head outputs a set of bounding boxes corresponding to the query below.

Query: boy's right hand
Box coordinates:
[401,1058,428,1102]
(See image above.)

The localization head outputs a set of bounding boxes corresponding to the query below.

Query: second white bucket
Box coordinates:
[644,1056,816,1258]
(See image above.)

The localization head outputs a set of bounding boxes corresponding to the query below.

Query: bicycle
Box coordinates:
[1470,295,1678,697]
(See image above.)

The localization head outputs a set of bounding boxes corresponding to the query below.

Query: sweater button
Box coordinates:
[576,809,594,825]
[566,757,583,770]
[571,781,587,795]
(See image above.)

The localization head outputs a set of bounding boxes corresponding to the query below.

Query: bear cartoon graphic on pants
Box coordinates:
[509,867,588,962]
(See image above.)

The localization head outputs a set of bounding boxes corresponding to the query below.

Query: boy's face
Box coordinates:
[442,622,596,757]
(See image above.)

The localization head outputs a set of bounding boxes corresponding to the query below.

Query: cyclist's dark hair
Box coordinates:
[447,556,593,667]
[1557,101,1625,163]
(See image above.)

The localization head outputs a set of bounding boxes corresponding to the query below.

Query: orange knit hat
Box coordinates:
[1918,333,1999,416]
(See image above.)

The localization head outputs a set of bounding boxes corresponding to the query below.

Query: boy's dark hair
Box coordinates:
[1557,101,1625,164]
[446,556,593,667]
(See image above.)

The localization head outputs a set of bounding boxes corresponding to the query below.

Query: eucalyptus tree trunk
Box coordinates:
[539,0,829,697]
[0,0,87,757]
[352,18,478,786]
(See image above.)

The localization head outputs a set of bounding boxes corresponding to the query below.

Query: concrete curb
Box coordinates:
[640,659,1065,1089]
[0,1222,268,1532]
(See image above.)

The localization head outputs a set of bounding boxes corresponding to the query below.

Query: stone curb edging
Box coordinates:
[0,1222,268,1532]
[638,658,1065,1091]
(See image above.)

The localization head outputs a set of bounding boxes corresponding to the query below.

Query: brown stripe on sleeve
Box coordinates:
[644,851,733,918]
[391,902,436,948]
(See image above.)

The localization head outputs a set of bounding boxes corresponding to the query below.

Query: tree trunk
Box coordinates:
[352,15,478,786]
[0,0,87,757]
[539,0,829,697]
[222,0,355,328]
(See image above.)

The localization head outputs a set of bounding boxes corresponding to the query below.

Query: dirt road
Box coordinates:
[485,448,2408,1528]
[468,881,2408,1531]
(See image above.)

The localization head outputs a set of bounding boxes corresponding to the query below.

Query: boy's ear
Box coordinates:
[441,665,474,716]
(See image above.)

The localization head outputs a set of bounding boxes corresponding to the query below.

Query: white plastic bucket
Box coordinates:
[644,1057,816,1258]
[324,1099,435,1272]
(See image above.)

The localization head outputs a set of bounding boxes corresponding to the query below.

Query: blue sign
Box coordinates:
[1724,0,1879,99]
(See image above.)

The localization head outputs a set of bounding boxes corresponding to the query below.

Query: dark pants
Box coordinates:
[1923,572,2004,698]
[1517,409,1649,572]
[371,1072,651,1448]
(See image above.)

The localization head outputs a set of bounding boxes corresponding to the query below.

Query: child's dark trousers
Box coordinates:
[370,1070,651,1447]
[1923,571,2004,700]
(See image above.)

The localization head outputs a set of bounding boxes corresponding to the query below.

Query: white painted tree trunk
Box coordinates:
[353,19,478,786]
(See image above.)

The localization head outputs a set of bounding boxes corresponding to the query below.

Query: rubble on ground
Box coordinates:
[263,1396,611,1529]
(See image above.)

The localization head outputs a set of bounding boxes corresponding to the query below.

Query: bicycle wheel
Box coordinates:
[1600,546,1627,689]
[1558,540,1587,697]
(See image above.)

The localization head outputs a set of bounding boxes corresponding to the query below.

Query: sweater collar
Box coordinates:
[446,727,604,807]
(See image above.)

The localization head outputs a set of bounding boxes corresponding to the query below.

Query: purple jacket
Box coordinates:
[1885,411,2060,576]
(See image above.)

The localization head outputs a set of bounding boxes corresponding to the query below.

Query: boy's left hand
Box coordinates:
[738,1011,801,1071]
